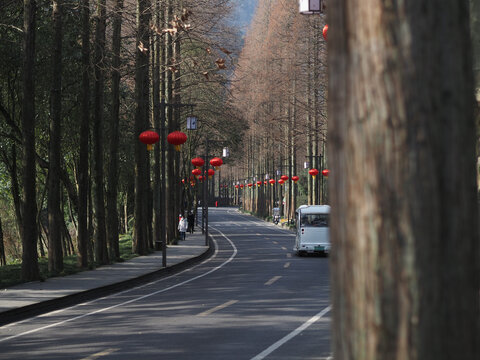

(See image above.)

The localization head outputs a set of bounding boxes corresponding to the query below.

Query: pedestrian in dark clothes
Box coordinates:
[187,212,195,234]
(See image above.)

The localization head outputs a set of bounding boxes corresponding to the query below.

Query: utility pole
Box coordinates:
[157,99,195,267]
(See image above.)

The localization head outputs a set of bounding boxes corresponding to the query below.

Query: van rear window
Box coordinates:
[300,214,329,227]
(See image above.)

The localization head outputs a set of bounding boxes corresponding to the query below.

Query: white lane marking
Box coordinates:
[286,253,292,258]
[281,246,287,251]
[272,241,278,244]
[0,232,238,343]
[250,305,332,360]
[283,262,290,268]
[80,348,119,360]
[197,300,238,317]
[264,276,282,286]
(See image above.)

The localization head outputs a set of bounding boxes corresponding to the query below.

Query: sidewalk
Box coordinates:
[0,231,211,326]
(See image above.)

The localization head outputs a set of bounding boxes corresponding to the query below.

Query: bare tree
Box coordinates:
[133,0,151,254]
[0,216,6,266]
[77,0,90,268]
[21,0,39,281]
[93,0,108,264]
[47,0,64,274]
[107,0,124,261]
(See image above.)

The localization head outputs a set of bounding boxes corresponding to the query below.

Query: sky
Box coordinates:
[231,0,258,32]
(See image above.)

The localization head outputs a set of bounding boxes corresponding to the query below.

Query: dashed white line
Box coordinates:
[250,305,332,360]
[197,300,238,317]
[80,348,119,360]
[264,276,282,286]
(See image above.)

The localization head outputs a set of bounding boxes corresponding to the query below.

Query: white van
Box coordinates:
[294,205,331,256]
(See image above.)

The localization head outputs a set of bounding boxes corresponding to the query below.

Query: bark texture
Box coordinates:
[328,1,480,359]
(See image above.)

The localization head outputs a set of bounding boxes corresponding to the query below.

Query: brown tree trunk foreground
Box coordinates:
[328,1,480,359]
[21,0,39,281]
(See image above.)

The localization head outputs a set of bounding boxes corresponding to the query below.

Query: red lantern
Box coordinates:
[322,169,330,177]
[192,168,201,178]
[207,169,215,179]
[323,24,328,41]
[167,131,187,151]
[247,183,253,188]
[269,179,275,186]
[280,175,289,181]
[264,180,268,185]
[256,181,262,186]
[240,184,244,189]
[210,157,223,170]
[191,157,205,168]
[139,130,159,151]
[292,175,299,183]
[309,168,319,178]
[278,179,285,186]
[235,185,239,189]
[198,175,204,182]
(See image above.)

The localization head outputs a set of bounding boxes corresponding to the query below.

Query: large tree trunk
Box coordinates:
[165,0,175,244]
[107,0,123,261]
[328,1,480,359]
[473,0,480,103]
[152,0,162,249]
[93,0,108,264]
[134,0,151,255]
[21,0,40,282]
[0,216,5,266]
[47,0,64,274]
[77,0,90,268]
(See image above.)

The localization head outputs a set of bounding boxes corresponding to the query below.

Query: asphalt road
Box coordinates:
[0,208,332,360]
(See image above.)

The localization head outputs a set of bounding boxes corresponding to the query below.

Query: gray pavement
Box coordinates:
[0,231,211,326]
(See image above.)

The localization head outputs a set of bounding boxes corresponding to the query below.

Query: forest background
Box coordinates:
[0,0,328,285]
[1,0,479,357]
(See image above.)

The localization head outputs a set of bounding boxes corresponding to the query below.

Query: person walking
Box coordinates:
[187,212,195,234]
[178,215,187,241]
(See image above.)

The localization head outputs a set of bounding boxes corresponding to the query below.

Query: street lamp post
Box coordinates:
[299,0,325,15]
[155,99,196,267]
[201,139,229,246]
[305,154,324,204]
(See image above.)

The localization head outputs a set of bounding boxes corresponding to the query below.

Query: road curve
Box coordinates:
[0,208,331,360]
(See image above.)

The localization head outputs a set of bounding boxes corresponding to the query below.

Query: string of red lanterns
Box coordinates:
[191,157,204,168]
[138,130,159,151]
[308,168,319,178]
[210,157,223,170]
[167,131,187,151]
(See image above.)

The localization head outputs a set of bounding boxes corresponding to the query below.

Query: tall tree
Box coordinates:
[328,1,480,359]
[47,0,64,273]
[134,0,151,255]
[473,0,480,103]
[165,0,175,244]
[0,216,5,266]
[77,0,90,268]
[93,0,108,264]
[21,0,39,281]
[107,0,124,261]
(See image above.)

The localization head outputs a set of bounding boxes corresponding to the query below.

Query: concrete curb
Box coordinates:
[0,236,214,327]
